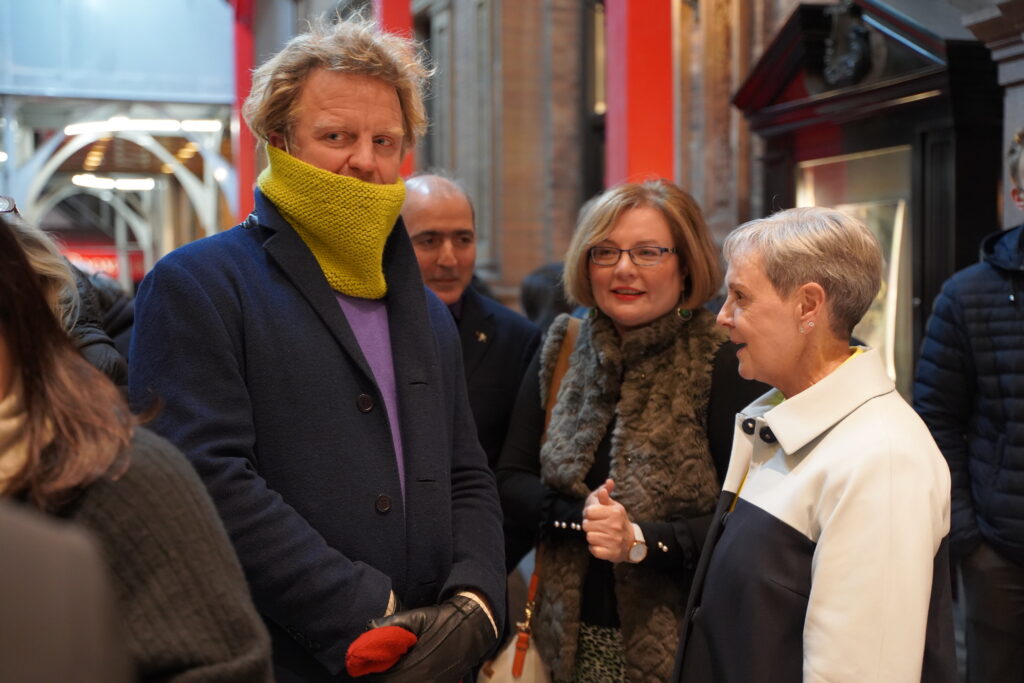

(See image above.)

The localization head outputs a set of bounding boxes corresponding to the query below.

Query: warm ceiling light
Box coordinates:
[181,119,222,132]
[65,117,181,135]
[160,163,174,174]
[64,118,222,136]
[72,173,116,189]
[72,173,155,191]
[114,177,156,191]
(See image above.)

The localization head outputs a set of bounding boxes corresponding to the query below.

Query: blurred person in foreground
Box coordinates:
[128,16,504,683]
[915,127,1024,682]
[673,207,954,683]
[497,179,767,681]
[402,173,540,469]
[0,499,131,683]
[0,204,272,681]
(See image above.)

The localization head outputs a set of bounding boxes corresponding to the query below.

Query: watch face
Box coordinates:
[629,542,647,563]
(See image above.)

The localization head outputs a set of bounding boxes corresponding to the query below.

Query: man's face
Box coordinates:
[269,69,405,184]
[404,192,477,306]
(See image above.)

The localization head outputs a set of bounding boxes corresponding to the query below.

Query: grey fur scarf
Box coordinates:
[533,309,725,682]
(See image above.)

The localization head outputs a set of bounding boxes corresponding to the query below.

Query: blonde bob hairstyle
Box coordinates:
[563,180,722,311]
[723,206,883,338]
[242,15,432,154]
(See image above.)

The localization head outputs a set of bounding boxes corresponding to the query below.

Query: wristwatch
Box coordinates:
[627,523,648,563]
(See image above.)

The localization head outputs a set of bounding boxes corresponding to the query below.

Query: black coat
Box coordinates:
[129,191,506,682]
[914,224,1024,565]
[457,286,541,469]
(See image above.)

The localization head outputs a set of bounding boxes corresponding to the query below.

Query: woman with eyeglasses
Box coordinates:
[496,180,767,682]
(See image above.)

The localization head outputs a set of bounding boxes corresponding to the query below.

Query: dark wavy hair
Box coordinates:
[0,208,133,511]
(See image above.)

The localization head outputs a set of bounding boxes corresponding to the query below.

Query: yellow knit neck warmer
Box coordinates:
[258,145,406,299]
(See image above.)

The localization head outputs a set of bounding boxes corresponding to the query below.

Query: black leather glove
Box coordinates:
[366,594,498,683]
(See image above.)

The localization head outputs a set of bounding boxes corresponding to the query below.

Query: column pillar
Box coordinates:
[232,0,256,222]
[373,0,417,177]
[604,0,675,186]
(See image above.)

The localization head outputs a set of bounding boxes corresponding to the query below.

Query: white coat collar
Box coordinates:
[743,347,894,455]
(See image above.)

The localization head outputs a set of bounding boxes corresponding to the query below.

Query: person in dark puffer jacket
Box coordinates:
[914,127,1024,683]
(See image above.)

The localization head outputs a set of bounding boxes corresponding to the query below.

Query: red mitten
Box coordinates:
[345,626,418,677]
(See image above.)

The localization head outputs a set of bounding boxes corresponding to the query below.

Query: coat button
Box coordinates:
[375,494,392,513]
[356,393,374,413]
[759,426,777,444]
[742,418,756,435]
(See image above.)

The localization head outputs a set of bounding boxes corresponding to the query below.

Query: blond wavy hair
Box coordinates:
[242,15,431,154]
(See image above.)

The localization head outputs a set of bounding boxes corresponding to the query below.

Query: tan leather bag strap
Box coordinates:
[543,316,581,440]
[513,316,580,678]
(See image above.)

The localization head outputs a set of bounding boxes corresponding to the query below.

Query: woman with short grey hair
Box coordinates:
[673,206,956,683]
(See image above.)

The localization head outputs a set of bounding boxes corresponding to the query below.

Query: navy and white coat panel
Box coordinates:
[676,348,955,683]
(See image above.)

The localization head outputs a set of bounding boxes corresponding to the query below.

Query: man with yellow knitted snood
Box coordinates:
[128,17,505,683]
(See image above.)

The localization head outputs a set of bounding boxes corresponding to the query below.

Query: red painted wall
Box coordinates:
[373,0,417,178]
[232,0,256,222]
[604,0,675,186]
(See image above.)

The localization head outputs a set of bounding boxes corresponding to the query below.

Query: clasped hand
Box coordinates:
[364,594,497,683]
[582,478,635,563]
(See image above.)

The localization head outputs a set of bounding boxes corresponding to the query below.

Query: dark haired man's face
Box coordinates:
[404,191,477,306]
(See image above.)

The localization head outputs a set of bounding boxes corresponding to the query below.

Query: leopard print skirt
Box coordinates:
[555,622,626,683]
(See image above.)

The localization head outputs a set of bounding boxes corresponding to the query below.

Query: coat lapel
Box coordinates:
[382,217,432,387]
[382,218,445,489]
[457,287,495,380]
[254,191,376,384]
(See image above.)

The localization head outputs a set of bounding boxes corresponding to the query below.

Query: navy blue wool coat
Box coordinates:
[129,191,506,682]
[915,224,1024,567]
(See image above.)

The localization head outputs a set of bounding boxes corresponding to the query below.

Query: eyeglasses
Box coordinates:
[588,245,677,267]
[0,196,18,215]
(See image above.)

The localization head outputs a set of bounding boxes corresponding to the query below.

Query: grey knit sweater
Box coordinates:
[64,427,273,681]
